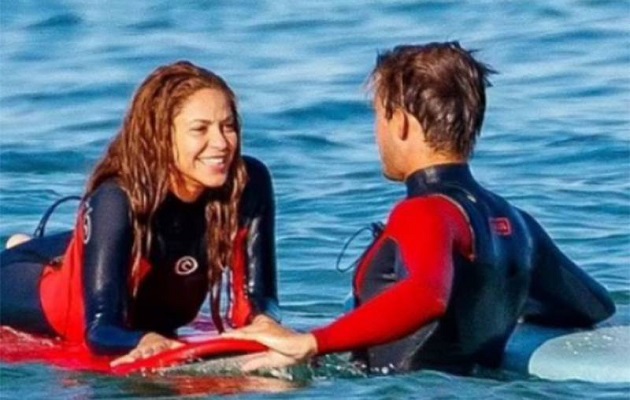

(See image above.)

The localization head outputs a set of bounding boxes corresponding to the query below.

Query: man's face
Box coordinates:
[374,97,404,181]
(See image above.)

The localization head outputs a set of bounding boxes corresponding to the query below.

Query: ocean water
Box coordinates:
[1,0,629,398]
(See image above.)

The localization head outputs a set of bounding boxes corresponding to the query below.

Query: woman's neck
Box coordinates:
[169,174,204,203]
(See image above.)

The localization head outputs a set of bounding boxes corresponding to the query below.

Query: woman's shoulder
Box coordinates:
[87,179,131,210]
[240,156,274,216]
[242,155,274,194]
[242,155,272,183]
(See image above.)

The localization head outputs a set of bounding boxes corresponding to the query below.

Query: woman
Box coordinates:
[0,61,280,366]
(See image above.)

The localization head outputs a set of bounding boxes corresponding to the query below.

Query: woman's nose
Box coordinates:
[208,126,228,150]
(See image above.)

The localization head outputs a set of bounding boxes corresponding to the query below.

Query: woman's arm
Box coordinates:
[81,182,145,354]
[241,156,281,322]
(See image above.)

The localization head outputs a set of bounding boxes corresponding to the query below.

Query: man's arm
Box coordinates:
[519,210,615,327]
[223,197,471,370]
[312,197,469,354]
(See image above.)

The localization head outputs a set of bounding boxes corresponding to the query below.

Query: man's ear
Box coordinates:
[390,109,409,141]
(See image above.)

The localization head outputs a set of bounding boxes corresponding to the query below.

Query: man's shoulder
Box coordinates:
[387,197,458,228]
[391,196,458,214]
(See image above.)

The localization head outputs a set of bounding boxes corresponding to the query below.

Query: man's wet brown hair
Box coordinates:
[370,41,495,157]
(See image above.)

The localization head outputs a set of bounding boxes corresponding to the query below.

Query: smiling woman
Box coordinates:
[171,88,239,199]
[0,61,281,367]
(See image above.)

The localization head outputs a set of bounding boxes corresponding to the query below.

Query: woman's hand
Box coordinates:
[223,322,318,372]
[110,332,183,367]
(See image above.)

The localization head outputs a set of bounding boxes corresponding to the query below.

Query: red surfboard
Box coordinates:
[0,326,267,375]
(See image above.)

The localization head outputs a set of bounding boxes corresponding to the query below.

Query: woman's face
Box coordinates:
[171,88,238,200]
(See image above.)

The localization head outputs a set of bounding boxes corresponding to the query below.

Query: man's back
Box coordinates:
[356,163,614,373]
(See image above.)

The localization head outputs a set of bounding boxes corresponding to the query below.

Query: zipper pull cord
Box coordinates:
[335,222,385,273]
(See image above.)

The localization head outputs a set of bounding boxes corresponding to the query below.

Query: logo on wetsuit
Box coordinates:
[490,217,512,236]
[174,256,199,276]
[83,204,93,244]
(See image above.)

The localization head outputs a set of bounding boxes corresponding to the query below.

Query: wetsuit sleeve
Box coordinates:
[312,198,469,355]
[243,157,280,322]
[82,183,145,354]
[519,210,615,327]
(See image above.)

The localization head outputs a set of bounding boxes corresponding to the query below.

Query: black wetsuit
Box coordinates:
[0,156,279,355]
[312,164,615,374]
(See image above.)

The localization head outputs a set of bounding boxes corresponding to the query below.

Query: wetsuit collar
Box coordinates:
[405,163,474,198]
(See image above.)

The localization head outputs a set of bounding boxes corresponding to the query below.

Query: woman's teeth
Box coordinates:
[200,156,225,166]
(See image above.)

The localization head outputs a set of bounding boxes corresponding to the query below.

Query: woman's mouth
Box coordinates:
[199,155,225,165]
[197,155,229,171]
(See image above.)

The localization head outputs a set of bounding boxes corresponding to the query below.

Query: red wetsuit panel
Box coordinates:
[39,213,147,344]
[229,227,255,328]
[312,196,472,355]
[40,217,86,343]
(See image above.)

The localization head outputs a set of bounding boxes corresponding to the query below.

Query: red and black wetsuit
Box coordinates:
[0,156,279,355]
[312,163,615,374]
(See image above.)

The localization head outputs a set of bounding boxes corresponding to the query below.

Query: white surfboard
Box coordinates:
[503,305,630,382]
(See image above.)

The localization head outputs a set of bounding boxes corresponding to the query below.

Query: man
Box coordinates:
[225,42,615,374]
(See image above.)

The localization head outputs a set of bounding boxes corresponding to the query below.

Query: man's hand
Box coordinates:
[110,332,183,367]
[223,323,318,372]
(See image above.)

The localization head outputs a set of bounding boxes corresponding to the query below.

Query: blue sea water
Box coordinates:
[1,0,629,398]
